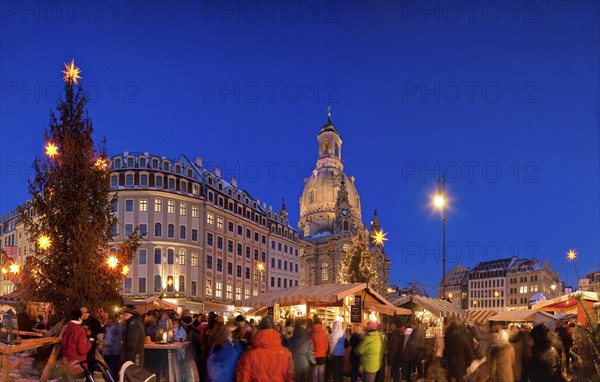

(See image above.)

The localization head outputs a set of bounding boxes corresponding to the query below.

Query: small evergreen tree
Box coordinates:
[18,60,139,319]
[339,230,382,291]
[572,297,600,381]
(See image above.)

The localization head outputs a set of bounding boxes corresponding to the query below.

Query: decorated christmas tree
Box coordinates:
[339,230,382,291]
[18,60,139,320]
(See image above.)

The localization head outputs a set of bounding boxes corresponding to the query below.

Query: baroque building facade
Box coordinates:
[0,152,301,314]
[298,112,390,292]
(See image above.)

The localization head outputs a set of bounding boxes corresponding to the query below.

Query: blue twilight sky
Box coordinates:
[1,1,599,295]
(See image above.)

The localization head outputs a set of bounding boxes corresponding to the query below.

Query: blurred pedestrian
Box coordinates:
[81,306,102,373]
[310,317,329,382]
[387,318,405,382]
[207,322,244,382]
[442,321,474,382]
[287,318,315,382]
[235,317,295,382]
[355,321,383,382]
[527,324,564,382]
[489,325,514,382]
[62,309,92,381]
[328,321,348,382]
[121,307,145,367]
[348,326,363,382]
[102,313,123,378]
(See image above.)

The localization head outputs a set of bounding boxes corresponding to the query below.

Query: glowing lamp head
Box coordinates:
[8,262,20,274]
[494,291,500,297]
[38,235,52,250]
[45,143,58,158]
[256,262,265,272]
[122,265,130,276]
[167,278,173,286]
[387,287,394,293]
[566,249,577,261]
[371,230,388,246]
[107,255,119,269]
[434,194,445,208]
[448,293,453,298]
[550,284,557,291]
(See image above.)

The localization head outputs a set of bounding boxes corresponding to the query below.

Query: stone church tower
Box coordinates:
[298,109,390,290]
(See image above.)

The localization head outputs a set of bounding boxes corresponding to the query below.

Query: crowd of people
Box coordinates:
[15,304,584,382]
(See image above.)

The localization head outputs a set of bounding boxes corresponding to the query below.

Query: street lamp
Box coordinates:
[566,249,582,290]
[434,175,447,298]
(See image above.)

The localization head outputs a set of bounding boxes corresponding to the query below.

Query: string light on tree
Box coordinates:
[45,143,58,158]
[38,235,52,250]
[61,59,82,84]
[122,265,130,276]
[1,268,7,275]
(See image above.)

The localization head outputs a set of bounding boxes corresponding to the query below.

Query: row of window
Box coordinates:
[508,285,539,294]
[470,290,504,298]
[123,275,195,295]
[509,297,529,305]
[270,240,299,256]
[135,248,199,267]
[509,275,539,284]
[472,299,504,308]
[470,279,505,288]
[207,214,267,244]
[112,222,199,242]
[111,173,200,195]
[270,258,299,273]
[113,156,191,175]
[114,198,200,217]
[271,277,298,288]
[204,280,258,300]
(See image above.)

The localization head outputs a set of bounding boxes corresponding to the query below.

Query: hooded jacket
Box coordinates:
[328,321,346,357]
[355,330,383,373]
[62,320,92,363]
[286,326,315,378]
[207,340,244,382]
[235,328,295,382]
[311,323,329,358]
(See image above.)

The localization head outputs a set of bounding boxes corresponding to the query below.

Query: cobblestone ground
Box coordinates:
[5,351,108,382]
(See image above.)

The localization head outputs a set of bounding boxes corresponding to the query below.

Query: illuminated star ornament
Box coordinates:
[45,142,58,158]
[371,230,388,246]
[122,265,130,276]
[8,262,20,274]
[62,59,82,84]
[107,254,119,269]
[38,234,52,250]
[566,249,577,261]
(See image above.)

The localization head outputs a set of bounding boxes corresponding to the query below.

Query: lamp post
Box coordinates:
[434,175,447,298]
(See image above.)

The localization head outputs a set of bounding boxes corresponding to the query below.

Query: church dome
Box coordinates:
[298,110,362,237]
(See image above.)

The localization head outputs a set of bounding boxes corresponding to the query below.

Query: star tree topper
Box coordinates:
[62,59,82,84]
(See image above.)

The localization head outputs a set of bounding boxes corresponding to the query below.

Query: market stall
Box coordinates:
[467,310,497,324]
[393,295,469,337]
[236,283,410,326]
[488,309,557,330]
[532,291,599,326]
[124,296,178,314]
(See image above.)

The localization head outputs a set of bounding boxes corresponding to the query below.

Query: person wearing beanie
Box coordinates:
[349,326,364,382]
[355,321,384,382]
[310,317,329,382]
[235,316,294,382]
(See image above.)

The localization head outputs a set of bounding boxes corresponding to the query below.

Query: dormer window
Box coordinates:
[187,169,193,178]
[207,177,213,185]
[114,158,122,169]
[152,159,159,169]
[127,157,134,168]
[218,183,223,191]
[163,161,170,171]
[139,157,147,168]
[174,164,181,174]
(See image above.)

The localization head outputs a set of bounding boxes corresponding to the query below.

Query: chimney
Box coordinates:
[195,157,203,167]
[214,168,221,178]
[231,178,237,188]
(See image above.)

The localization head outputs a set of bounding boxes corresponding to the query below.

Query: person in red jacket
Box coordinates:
[310,317,329,382]
[236,317,294,382]
[62,309,93,379]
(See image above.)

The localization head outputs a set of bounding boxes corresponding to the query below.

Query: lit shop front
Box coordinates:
[236,283,410,325]
[392,295,469,338]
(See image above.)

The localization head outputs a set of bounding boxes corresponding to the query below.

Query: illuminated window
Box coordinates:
[179,275,185,292]
[192,206,198,218]
[168,200,175,214]
[244,289,250,299]
[191,253,198,267]
[215,282,222,298]
[180,203,186,216]
[321,263,329,281]
[155,198,162,212]
[179,249,185,265]
[205,280,212,296]
[236,287,241,300]
[217,217,223,229]
[154,275,161,292]
[226,284,232,300]
[139,199,147,212]
[304,225,310,237]
[207,213,214,225]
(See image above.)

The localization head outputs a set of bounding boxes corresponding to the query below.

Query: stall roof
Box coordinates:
[124,296,177,313]
[236,283,409,315]
[468,310,497,324]
[532,291,599,313]
[488,310,556,322]
[393,295,469,319]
